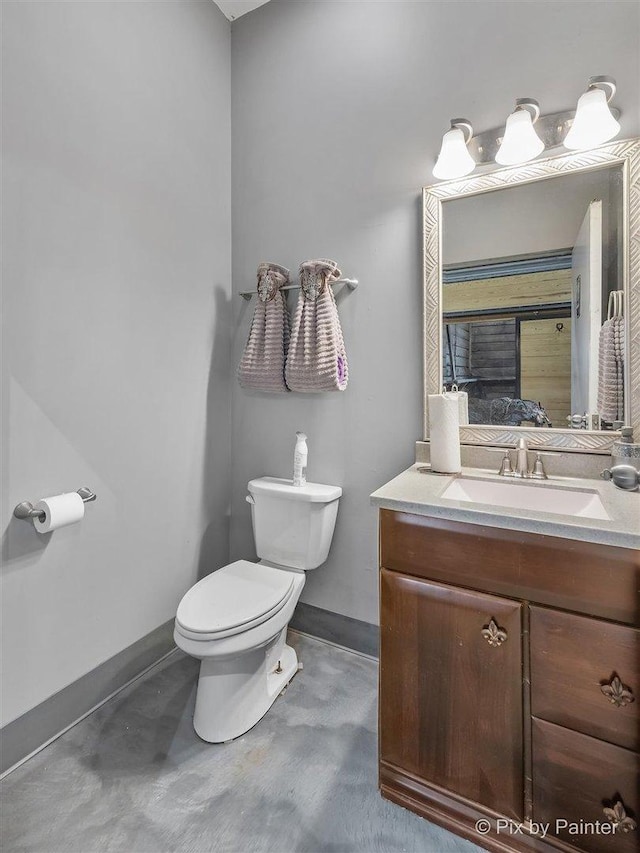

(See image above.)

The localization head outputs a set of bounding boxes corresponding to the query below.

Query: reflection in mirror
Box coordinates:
[441,166,624,430]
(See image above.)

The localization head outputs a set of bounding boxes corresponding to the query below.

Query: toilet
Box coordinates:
[174,476,341,743]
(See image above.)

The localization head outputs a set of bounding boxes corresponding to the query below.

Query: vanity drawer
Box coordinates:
[379,510,640,625]
[530,607,639,751]
[532,718,639,853]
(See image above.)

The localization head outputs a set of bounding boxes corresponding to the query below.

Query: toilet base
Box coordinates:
[192,628,299,743]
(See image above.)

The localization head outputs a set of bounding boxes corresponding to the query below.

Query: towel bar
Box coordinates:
[607,289,624,319]
[239,278,358,300]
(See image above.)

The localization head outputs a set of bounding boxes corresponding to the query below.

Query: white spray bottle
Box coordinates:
[293,432,308,487]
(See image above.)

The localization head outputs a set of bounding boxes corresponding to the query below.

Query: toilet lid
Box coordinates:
[175,560,295,634]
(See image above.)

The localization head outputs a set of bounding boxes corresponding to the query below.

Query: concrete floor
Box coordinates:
[1,632,481,853]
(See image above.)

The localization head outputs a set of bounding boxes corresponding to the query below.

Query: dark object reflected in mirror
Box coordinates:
[466,394,551,428]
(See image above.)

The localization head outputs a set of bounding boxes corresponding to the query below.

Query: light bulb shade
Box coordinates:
[432,127,475,180]
[563,87,621,150]
[495,108,545,166]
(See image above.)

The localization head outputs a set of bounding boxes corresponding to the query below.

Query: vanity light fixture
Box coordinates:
[495,99,545,166]
[432,119,476,180]
[431,77,621,180]
[564,76,621,150]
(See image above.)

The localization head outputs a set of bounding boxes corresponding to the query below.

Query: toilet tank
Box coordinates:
[247,477,341,570]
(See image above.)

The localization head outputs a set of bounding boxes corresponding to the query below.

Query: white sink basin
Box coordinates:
[441,476,610,521]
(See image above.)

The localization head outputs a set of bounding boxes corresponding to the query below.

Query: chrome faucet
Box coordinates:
[497,439,548,480]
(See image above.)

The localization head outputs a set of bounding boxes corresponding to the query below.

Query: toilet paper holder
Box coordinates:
[14,488,97,522]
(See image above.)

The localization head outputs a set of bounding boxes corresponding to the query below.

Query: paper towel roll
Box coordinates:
[33,492,85,534]
[428,393,461,473]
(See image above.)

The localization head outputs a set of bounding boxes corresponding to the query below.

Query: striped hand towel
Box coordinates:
[597,316,625,423]
[285,259,348,392]
[237,262,290,392]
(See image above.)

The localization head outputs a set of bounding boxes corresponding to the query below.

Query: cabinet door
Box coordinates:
[380,569,523,819]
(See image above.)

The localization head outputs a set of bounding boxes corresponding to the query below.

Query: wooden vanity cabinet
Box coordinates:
[378,509,640,853]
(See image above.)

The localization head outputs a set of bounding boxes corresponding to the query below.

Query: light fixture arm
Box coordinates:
[449,119,473,145]
[587,75,617,102]
[514,98,541,123]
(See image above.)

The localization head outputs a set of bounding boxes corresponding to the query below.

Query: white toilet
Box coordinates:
[174,476,341,743]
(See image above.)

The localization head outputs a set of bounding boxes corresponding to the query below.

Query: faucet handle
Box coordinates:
[530,452,548,480]
[498,450,513,476]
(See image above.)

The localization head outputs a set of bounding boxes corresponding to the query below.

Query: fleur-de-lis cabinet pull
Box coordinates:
[600,674,635,708]
[481,618,508,647]
[603,800,637,833]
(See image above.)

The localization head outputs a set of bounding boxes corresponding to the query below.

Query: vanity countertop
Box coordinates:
[371,464,640,550]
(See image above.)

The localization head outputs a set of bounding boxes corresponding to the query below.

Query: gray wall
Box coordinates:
[230,0,640,626]
[1,1,232,726]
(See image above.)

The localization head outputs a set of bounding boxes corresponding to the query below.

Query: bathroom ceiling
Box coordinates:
[214,0,272,20]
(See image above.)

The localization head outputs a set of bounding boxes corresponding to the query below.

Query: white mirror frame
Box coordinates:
[423,137,640,453]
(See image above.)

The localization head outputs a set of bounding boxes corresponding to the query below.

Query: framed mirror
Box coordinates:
[423,138,640,453]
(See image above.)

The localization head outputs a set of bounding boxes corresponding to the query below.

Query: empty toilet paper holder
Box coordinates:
[14,488,97,522]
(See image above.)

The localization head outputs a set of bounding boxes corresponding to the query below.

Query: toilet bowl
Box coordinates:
[174,477,341,743]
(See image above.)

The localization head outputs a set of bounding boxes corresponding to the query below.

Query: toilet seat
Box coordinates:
[175,560,295,641]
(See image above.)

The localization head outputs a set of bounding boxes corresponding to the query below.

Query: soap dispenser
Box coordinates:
[601,426,640,490]
[611,427,640,471]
